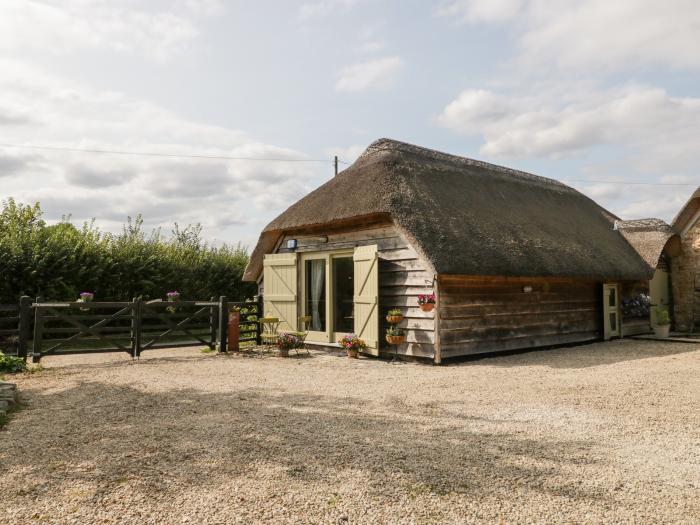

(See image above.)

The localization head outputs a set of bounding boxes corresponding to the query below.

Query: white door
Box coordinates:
[263,253,298,332]
[353,245,379,354]
[649,269,670,326]
[603,283,620,339]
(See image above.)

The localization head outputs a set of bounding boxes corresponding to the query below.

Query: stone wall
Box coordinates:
[671,220,700,331]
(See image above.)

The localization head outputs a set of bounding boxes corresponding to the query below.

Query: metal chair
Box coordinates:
[258,317,280,354]
[292,315,312,355]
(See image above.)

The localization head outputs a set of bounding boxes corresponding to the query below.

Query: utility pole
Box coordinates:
[334,155,338,176]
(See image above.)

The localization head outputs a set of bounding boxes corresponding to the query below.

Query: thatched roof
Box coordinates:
[244,139,651,281]
[617,219,680,269]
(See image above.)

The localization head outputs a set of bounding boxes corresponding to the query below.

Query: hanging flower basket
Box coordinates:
[386,334,406,345]
[418,293,436,313]
[386,326,405,345]
[385,309,404,325]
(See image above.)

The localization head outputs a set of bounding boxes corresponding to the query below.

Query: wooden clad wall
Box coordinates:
[276,222,436,359]
[438,275,602,359]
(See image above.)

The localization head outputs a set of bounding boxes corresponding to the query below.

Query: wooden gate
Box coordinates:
[25,296,258,362]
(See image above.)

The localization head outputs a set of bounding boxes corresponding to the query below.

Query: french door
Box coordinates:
[300,252,354,343]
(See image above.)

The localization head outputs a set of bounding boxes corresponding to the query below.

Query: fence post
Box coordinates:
[209,296,217,351]
[31,296,43,363]
[131,297,142,359]
[255,295,263,346]
[17,296,31,361]
[218,296,228,353]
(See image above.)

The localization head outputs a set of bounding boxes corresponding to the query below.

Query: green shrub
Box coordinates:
[0,352,27,373]
[0,199,257,303]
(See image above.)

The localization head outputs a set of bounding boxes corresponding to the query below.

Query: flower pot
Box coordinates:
[278,348,290,357]
[653,324,670,338]
[347,349,359,359]
[386,335,405,345]
[420,303,435,313]
[386,314,404,324]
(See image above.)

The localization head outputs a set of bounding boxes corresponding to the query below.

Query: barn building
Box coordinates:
[243,139,653,362]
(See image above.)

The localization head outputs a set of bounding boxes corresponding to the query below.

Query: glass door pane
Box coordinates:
[332,257,354,334]
[305,259,326,332]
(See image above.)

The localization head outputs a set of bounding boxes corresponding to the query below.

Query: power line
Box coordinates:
[3,142,689,185]
[0,142,352,164]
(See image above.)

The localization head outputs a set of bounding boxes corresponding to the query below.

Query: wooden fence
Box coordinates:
[0,296,261,362]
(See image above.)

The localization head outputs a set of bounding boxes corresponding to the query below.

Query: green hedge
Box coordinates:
[0,199,256,304]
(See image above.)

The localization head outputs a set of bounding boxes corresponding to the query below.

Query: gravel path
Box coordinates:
[1,339,698,524]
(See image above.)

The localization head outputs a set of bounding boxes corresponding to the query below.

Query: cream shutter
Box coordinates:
[353,245,379,355]
[263,253,298,332]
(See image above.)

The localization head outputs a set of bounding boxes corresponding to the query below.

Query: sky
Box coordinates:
[1,0,699,248]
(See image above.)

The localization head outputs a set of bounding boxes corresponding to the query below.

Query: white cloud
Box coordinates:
[438,0,700,72]
[335,56,403,92]
[520,0,700,71]
[0,58,316,240]
[438,86,700,172]
[436,0,524,23]
[0,0,216,62]
[298,0,363,20]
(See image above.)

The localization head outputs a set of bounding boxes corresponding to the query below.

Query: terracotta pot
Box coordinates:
[278,348,290,357]
[386,314,404,324]
[347,349,359,359]
[653,324,670,338]
[420,303,435,313]
[386,335,405,345]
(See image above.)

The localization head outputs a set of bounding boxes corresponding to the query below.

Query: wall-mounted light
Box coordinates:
[523,285,533,293]
[286,239,297,249]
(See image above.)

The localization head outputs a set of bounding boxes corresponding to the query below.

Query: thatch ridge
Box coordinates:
[617,218,679,268]
[244,138,650,281]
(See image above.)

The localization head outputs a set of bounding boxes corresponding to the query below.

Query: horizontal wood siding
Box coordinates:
[277,224,436,359]
[438,275,602,358]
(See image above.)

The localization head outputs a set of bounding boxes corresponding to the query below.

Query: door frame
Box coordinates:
[299,250,354,344]
[603,282,621,340]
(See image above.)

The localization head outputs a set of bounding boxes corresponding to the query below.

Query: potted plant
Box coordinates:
[276,333,302,357]
[166,291,180,314]
[653,307,671,338]
[418,293,436,313]
[386,308,404,324]
[77,291,94,312]
[338,333,367,359]
[386,325,405,345]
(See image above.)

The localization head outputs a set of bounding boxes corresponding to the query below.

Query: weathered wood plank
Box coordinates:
[380,342,435,358]
[378,259,427,273]
[377,247,421,262]
[439,331,599,358]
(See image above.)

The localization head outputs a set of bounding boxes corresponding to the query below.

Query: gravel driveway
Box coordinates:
[1,339,698,524]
